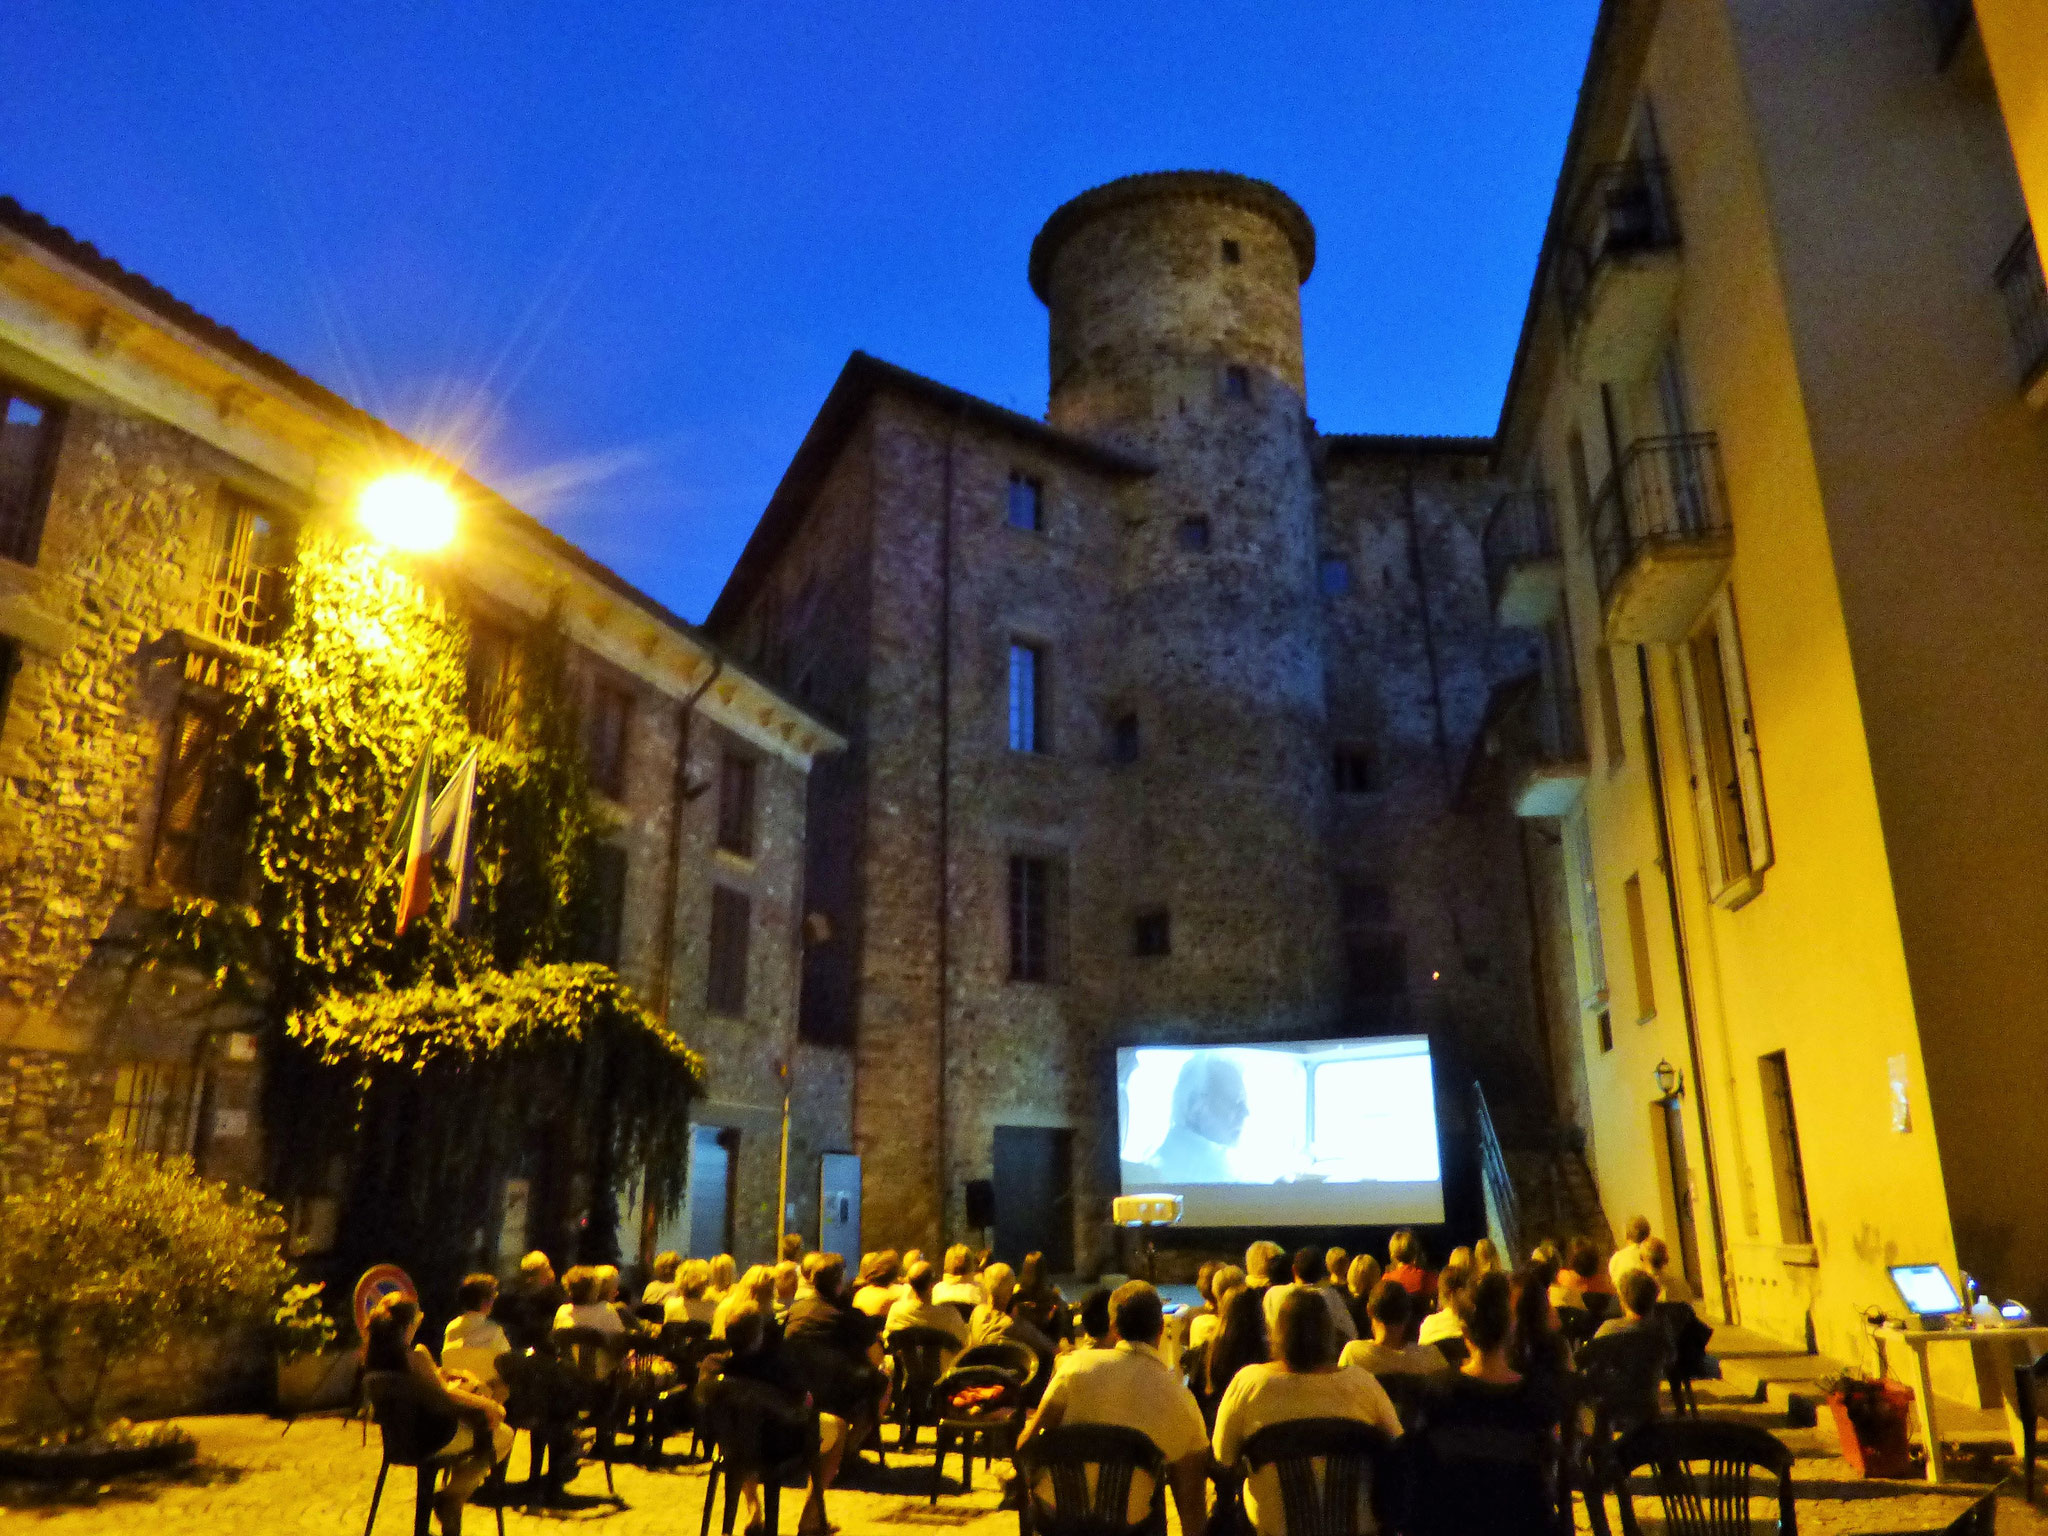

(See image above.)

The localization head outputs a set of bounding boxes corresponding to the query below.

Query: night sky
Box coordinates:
[7,2,1599,621]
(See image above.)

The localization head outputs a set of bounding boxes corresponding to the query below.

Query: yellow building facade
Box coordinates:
[1496,0,2048,1390]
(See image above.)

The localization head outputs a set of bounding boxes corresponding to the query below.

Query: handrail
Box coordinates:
[1994,224,2048,393]
[1473,1079,1522,1262]
[1555,157,1681,333]
[1589,432,1730,603]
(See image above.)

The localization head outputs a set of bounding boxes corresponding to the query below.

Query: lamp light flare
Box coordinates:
[358,471,458,552]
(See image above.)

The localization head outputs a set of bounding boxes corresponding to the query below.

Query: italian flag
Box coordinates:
[385,746,482,936]
[393,750,436,935]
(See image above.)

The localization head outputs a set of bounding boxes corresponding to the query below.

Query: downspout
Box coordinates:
[935,408,963,1249]
[654,655,724,1020]
[1400,464,1452,786]
[1636,644,1735,1322]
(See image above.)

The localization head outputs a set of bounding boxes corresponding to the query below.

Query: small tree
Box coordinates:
[0,1137,289,1442]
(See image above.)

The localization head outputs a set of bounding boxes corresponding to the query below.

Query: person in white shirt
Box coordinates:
[931,1244,986,1311]
[1608,1215,1653,1289]
[444,1272,510,1356]
[1216,1287,1402,1536]
[662,1258,719,1325]
[1415,1259,1471,1349]
[1018,1281,1209,1536]
[884,1262,969,1359]
[1339,1279,1450,1378]
[554,1265,626,1336]
[1263,1247,1358,1344]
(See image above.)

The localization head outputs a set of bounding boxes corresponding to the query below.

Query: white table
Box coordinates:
[1872,1322,2048,1483]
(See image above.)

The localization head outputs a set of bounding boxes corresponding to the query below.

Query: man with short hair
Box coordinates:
[498,1250,567,1354]
[444,1273,509,1356]
[1244,1240,1287,1292]
[932,1243,986,1310]
[1339,1279,1450,1376]
[884,1262,968,1353]
[1640,1236,1693,1303]
[1018,1281,1208,1536]
[1609,1215,1654,1288]
[1589,1268,1672,1431]
[1263,1246,1357,1343]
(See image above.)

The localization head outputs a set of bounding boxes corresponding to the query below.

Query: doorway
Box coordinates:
[1656,1096,1704,1298]
[688,1125,740,1258]
[820,1152,861,1259]
[991,1126,1074,1272]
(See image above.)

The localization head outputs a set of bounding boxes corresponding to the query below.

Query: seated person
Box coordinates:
[498,1250,567,1354]
[1608,1216,1653,1289]
[850,1250,904,1317]
[365,1293,510,1536]
[1190,1265,1246,1354]
[1012,1252,1069,1342]
[642,1250,682,1307]
[1385,1229,1439,1303]
[784,1253,889,1453]
[554,1265,627,1336]
[772,1261,801,1321]
[1344,1254,1383,1337]
[719,1303,843,1536]
[1340,1279,1451,1377]
[663,1258,719,1325]
[1588,1268,1671,1430]
[1244,1240,1287,1294]
[1017,1281,1210,1536]
[1509,1263,1572,1387]
[594,1265,638,1331]
[706,1253,738,1304]
[884,1261,968,1356]
[445,1272,509,1355]
[1568,1236,1616,1304]
[714,1264,779,1340]
[1215,1288,1402,1536]
[931,1243,986,1310]
[1642,1236,1693,1303]
[1417,1258,1471,1348]
[967,1261,1061,1361]
[1064,1286,1114,1359]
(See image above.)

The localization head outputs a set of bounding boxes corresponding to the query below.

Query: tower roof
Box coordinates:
[1028,171,1317,301]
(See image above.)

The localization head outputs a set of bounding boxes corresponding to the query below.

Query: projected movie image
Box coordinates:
[1117,1037,1444,1226]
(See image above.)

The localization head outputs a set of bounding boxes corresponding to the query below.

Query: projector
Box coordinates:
[1113,1193,1183,1226]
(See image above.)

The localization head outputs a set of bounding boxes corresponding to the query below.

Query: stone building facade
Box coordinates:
[0,197,840,1325]
[710,173,1558,1268]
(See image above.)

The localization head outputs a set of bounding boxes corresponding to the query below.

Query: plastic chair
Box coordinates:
[1015,1422,1168,1536]
[885,1325,961,1453]
[1405,1379,1565,1536]
[928,1363,1023,1501]
[1613,1418,1794,1536]
[554,1325,629,1497]
[1653,1302,1714,1416]
[1237,1417,1393,1536]
[1432,1337,1470,1369]
[1556,1305,1600,1358]
[1374,1371,1441,1435]
[696,1374,816,1536]
[2018,1351,2048,1499]
[1579,1328,1672,1441]
[361,1370,506,1536]
[956,1338,1041,1394]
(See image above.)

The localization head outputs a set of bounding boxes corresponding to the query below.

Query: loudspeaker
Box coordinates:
[964,1179,996,1228]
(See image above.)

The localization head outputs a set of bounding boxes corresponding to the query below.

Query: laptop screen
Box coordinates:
[1889,1264,1963,1316]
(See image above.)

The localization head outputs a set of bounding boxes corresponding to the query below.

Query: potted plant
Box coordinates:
[1821,1368,1917,1478]
[272,1282,357,1416]
[0,1135,288,1477]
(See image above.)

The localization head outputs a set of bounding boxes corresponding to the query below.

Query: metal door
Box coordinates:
[1661,1097,1704,1297]
[819,1152,860,1259]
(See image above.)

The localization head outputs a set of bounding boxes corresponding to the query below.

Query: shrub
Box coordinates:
[0,1136,289,1442]
[270,1282,340,1360]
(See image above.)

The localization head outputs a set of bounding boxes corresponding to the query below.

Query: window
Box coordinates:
[1677,590,1773,903]
[1177,516,1211,552]
[1220,238,1242,264]
[707,885,752,1016]
[1319,555,1352,596]
[1595,647,1626,769]
[1007,472,1043,532]
[1758,1052,1814,1245]
[107,1060,201,1157]
[1008,854,1063,983]
[1565,809,1608,1007]
[586,677,634,798]
[1221,366,1251,400]
[1596,1008,1614,1053]
[465,619,515,739]
[1008,642,1048,753]
[0,381,63,566]
[1623,872,1656,1022]
[717,751,757,857]
[1110,712,1139,765]
[152,700,252,898]
[579,844,628,970]
[1132,909,1171,958]
[1332,744,1377,795]
[201,497,287,648]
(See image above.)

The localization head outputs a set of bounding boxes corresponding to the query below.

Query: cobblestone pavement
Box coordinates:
[1,1404,2044,1535]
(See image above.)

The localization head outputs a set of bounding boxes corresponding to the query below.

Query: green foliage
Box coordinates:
[270,1282,339,1360]
[0,1138,289,1442]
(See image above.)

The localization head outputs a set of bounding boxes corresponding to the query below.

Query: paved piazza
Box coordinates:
[1,1401,2044,1535]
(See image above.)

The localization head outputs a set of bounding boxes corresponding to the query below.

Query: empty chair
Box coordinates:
[885,1325,960,1453]
[956,1338,1042,1397]
[1235,1418,1394,1536]
[1612,1418,1794,1536]
[928,1362,1024,1501]
[1015,1422,1169,1536]
[1653,1302,1714,1416]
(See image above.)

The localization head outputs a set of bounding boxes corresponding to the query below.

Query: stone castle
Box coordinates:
[709,171,1565,1270]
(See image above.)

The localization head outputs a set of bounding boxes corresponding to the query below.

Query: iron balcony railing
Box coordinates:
[1503,661,1586,771]
[1995,225,2048,394]
[1556,158,1681,333]
[1590,432,1731,602]
[1482,488,1560,610]
[199,549,282,649]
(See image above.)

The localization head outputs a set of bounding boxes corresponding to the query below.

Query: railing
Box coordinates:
[1929,0,1973,67]
[1473,1079,1522,1262]
[1482,488,1559,609]
[1503,662,1586,768]
[1995,224,2048,393]
[1590,432,1731,602]
[1556,158,1681,333]
[199,550,281,649]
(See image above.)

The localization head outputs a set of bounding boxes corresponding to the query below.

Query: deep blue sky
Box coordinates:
[7,2,1598,622]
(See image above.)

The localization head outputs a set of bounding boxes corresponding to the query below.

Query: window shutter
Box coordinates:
[1715,593,1773,875]
[1672,642,1731,900]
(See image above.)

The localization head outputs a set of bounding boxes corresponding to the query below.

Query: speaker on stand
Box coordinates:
[965,1178,996,1245]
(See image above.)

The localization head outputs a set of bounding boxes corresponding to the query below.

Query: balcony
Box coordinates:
[1591,433,1733,644]
[1482,489,1563,628]
[1504,664,1589,819]
[1557,158,1683,383]
[1995,225,2048,409]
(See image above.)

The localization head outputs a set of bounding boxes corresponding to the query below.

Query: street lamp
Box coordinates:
[1654,1058,1682,1099]
[358,471,458,553]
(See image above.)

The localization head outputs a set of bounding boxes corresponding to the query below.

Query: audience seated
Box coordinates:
[967,1261,1060,1360]
[642,1251,682,1307]
[1204,1283,1270,1404]
[1011,1252,1069,1342]
[1190,1265,1245,1355]
[1586,1268,1670,1431]
[498,1250,567,1354]
[1642,1236,1692,1303]
[931,1243,986,1310]
[1608,1215,1653,1288]
[1216,1287,1401,1536]
[1071,1286,1115,1354]
[1472,1237,1503,1279]
[1417,1257,1471,1350]
[780,1232,806,1265]
[1343,1254,1383,1336]
[1340,1279,1450,1377]
[445,1272,509,1356]
[885,1261,968,1356]
[1244,1240,1287,1292]
[1509,1262,1572,1387]
[783,1253,889,1454]
[366,1293,510,1536]
[662,1258,719,1325]
[1568,1236,1616,1302]
[1385,1229,1439,1302]
[706,1253,738,1304]
[1018,1281,1209,1536]
[1324,1246,1349,1290]
[555,1264,628,1337]
[772,1261,801,1320]
[850,1250,904,1317]
[719,1302,842,1536]
[714,1265,778,1340]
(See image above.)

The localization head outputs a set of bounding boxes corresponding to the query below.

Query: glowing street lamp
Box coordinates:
[358,471,458,553]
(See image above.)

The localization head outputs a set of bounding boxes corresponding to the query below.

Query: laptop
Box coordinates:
[1888,1263,1964,1325]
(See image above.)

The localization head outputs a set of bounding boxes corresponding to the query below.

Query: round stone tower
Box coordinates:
[1030,172,1343,1040]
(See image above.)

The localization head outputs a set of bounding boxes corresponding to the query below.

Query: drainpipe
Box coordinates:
[935,407,963,1250]
[653,655,724,1021]
[1400,465,1452,786]
[1636,645,1735,1323]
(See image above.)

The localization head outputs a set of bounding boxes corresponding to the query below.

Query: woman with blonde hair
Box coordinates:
[1472,1237,1503,1277]
[664,1258,719,1325]
[707,1253,738,1302]
[713,1263,777,1339]
[643,1251,683,1306]
[1344,1253,1382,1337]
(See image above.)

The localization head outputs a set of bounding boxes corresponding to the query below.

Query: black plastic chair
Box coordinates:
[1016,1422,1168,1536]
[1432,1336,1470,1369]
[1579,1327,1671,1442]
[1557,1305,1600,1358]
[1405,1381,1566,1536]
[928,1363,1023,1501]
[956,1338,1041,1394]
[1236,1417,1393,1536]
[1653,1302,1714,1417]
[1375,1371,1441,1435]
[696,1374,816,1536]
[885,1325,961,1453]
[361,1370,506,1536]
[2018,1351,2048,1499]
[1583,1292,1618,1324]
[1613,1418,1794,1536]
[554,1325,630,1497]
